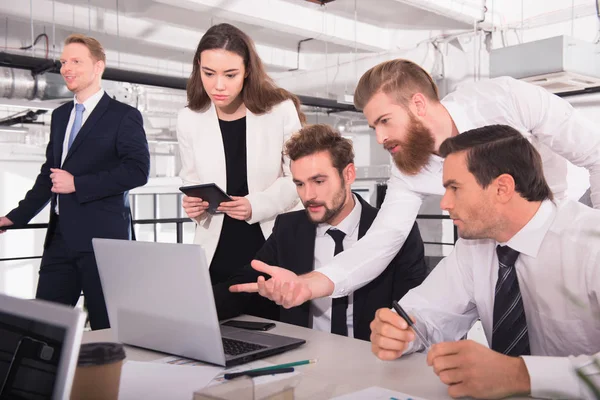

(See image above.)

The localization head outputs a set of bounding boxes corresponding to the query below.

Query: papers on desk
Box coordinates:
[118,361,223,400]
[331,386,428,400]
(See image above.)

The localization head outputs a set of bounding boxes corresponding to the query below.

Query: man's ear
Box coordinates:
[344,163,356,185]
[94,60,105,77]
[495,173,516,203]
[411,93,428,117]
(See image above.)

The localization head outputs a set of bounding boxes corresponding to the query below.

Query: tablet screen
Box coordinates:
[179,183,232,214]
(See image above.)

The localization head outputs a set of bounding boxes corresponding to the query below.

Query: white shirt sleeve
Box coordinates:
[176,109,208,225]
[399,239,480,354]
[176,109,201,186]
[523,248,600,399]
[522,353,600,399]
[317,166,425,297]
[246,99,302,224]
[506,78,600,208]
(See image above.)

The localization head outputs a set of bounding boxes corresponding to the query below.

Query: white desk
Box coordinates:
[83,315,528,400]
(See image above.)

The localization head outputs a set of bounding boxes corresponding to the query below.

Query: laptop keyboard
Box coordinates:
[222,337,267,356]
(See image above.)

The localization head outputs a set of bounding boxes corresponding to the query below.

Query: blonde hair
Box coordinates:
[354,59,439,110]
[64,33,106,63]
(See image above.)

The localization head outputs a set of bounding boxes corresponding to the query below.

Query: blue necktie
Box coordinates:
[491,245,531,356]
[326,228,348,336]
[68,103,85,151]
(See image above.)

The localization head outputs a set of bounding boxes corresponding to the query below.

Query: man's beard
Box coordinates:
[303,181,347,224]
[389,114,435,176]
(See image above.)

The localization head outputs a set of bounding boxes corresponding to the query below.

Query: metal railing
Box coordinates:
[0,213,456,263]
[0,217,190,263]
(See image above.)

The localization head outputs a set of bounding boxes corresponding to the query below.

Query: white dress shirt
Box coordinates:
[311,195,362,337]
[399,199,600,399]
[56,88,105,214]
[318,76,600,297]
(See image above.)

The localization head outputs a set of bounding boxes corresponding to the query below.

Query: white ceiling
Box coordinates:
[1,0,598,99]
[279,0,475,30]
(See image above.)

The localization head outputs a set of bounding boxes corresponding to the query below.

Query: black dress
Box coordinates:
[210,117,278,320]
[209,117,266,285]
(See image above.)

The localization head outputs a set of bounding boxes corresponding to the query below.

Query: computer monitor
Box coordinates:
[0,293,86,400]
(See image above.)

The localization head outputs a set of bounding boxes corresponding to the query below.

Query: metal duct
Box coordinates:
[0,67,72,101]
[0,67,46,100]
[0,51,359,111]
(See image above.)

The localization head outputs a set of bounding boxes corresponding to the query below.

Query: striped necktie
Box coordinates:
[491,245,530,356]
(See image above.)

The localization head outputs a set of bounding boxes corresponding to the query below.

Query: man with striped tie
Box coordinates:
[370,125,600,399]
[0,34,149,330]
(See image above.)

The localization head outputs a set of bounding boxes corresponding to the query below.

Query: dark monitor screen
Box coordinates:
[0,309,67,400]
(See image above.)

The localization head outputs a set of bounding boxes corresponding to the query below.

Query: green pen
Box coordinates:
[243,359,317,373]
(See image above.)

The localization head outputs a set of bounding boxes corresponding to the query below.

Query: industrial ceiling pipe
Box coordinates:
[0,51,360,111]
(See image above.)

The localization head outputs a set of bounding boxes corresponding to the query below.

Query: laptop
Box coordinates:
[0,293,86,400]
[93,238,305,367]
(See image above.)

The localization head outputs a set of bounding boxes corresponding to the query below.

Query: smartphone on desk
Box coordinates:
[221,320,276,331]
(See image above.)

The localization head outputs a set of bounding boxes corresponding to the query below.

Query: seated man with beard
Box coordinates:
[213,124,427,340]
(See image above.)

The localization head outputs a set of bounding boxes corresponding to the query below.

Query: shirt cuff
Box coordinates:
[521,356,583,399]
[316,265,350,298]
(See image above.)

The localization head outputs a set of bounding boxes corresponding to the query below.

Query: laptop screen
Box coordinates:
[0,308,67,399]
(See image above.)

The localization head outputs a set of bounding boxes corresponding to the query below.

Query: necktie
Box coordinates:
[68,103,85,151]
[326,228,348,336]
[491,245,530,356]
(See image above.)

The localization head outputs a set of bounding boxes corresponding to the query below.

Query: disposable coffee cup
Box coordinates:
[70,342,126,400]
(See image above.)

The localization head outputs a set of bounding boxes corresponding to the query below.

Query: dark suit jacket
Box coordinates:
[7,93,150,252]
[213,194,427,341]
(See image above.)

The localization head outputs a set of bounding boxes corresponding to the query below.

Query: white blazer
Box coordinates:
[176,99,302,265]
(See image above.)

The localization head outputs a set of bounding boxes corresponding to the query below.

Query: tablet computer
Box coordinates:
[179,183,233,214]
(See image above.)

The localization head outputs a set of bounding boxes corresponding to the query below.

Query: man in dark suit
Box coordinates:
[215,124,426,340]
[0,34,150,330]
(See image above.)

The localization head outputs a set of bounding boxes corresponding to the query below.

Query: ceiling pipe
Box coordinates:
[0,51,358,112]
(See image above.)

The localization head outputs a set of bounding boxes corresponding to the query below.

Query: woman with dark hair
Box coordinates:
[177,23,304,294]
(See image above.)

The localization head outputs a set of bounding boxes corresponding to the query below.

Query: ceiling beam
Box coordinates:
[153,0,392,52]
[391,0,489,27]
[0,1,313,72]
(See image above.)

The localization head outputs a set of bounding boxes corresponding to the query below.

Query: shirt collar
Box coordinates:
[316,194,362,238]
[499,200,556,258]
[441,97,476,134]
[73,88,105,111]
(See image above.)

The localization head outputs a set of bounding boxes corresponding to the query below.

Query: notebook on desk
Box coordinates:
[93,239,305,367]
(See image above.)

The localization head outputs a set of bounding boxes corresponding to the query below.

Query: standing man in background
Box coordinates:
[0,34,150,330]
[232,58,600,310]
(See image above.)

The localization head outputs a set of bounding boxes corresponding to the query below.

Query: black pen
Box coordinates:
[392,300,432,350]
[223,367,294,380]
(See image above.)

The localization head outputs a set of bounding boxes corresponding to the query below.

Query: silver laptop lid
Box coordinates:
[0,293,86,400]
[93,239,227,366]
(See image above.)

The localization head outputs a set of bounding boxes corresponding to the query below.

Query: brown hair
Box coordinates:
[64,33,106,63]
[354,59,439,110]
[439,125,553,202]
[187,23,305,123]
[284,124,354,176]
